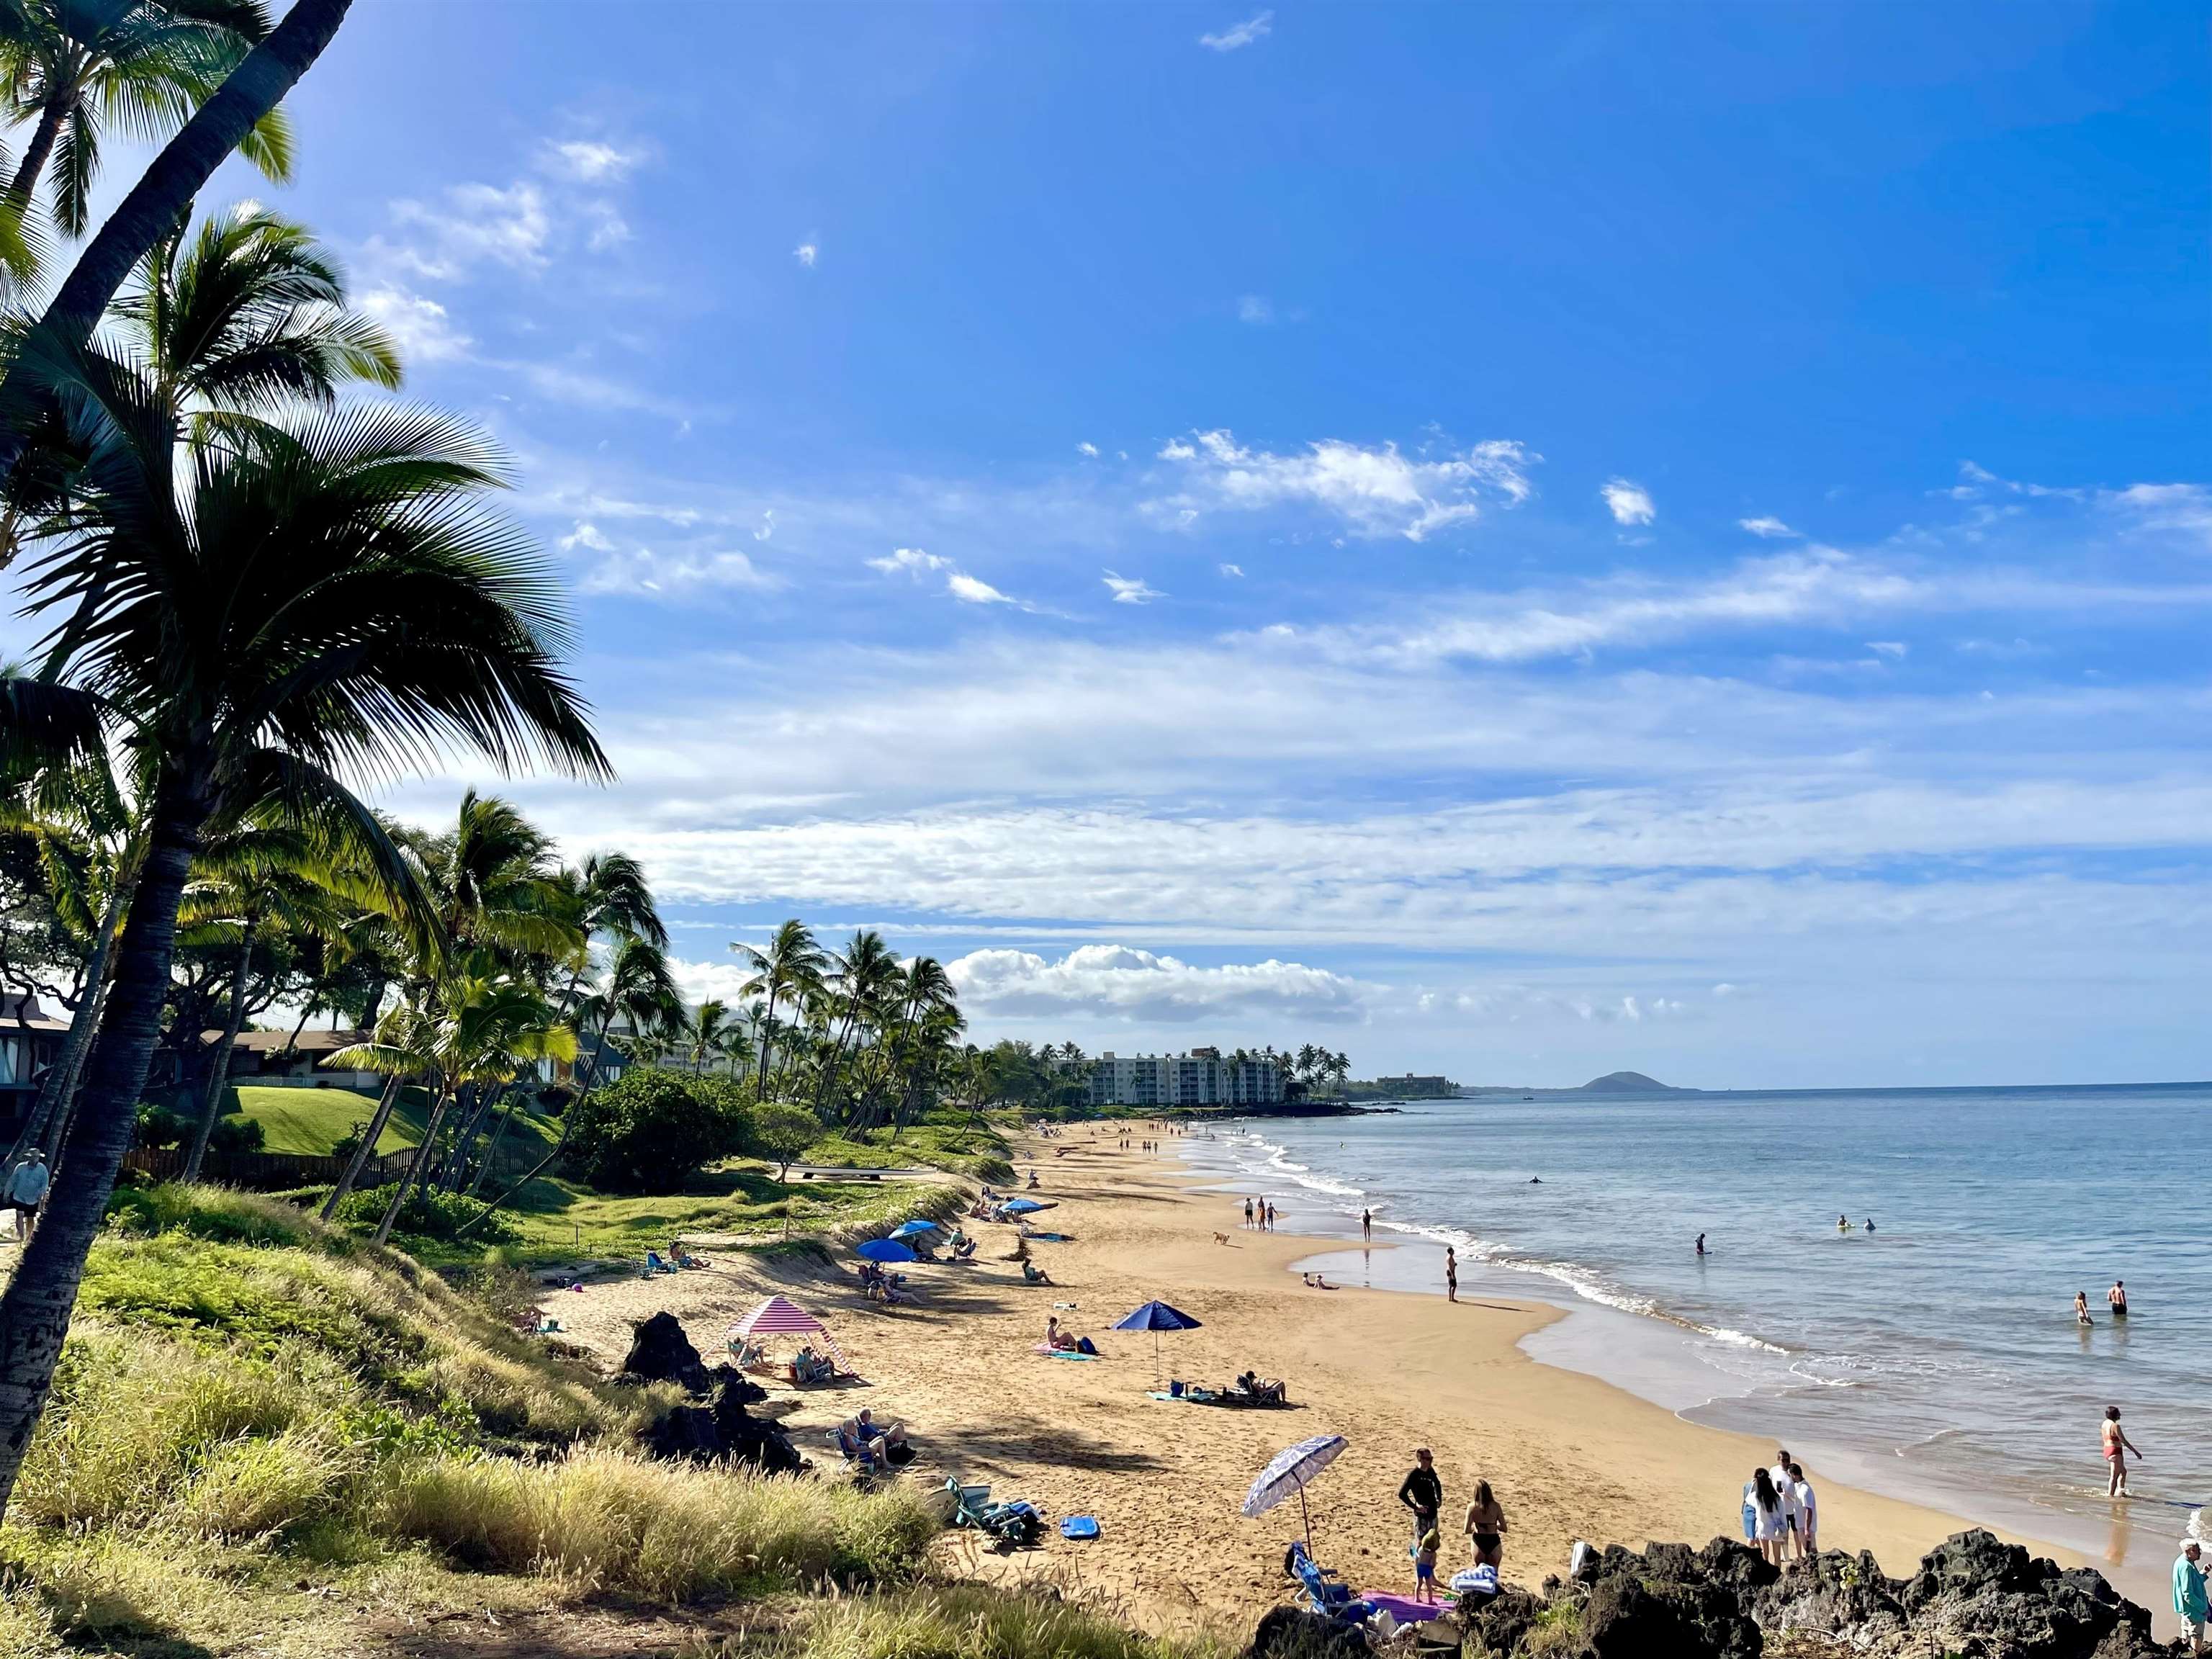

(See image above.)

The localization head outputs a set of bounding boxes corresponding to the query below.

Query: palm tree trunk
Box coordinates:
[319,1071,402,1220]
[429,1081,480,1190]
[464,1084,528,1198]
[4,97,67,216]
[182,917,255,1183]
[373,1082,451,1247]
[0,776,207,1524]
[457,1019,611,1238]
[756,990,778,1096]
[4,863,134,1172]
[0,0,357,499]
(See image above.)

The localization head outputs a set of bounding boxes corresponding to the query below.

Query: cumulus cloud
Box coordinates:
[1199,9,1272,50]
[947,944,1365,1022]
[948,572,1015,605]
[1601,478,1656,526]
[793,241,819,268]
[1152,428,1537,541]
[1076,441,1100,458]
[868,547,950,577]
[1740,516,1796,539]
[1103,571,1163,604]
[557,521,615,553]
[872,547,1028,609]
[359,284,470,363]
[577,544,780,595]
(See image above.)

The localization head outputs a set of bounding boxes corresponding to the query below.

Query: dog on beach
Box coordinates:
[1213,1231,1231,1246]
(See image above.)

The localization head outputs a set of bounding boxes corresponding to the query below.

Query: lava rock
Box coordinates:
[1576,1575,1762,1659]
[620,1310,711,1391]
[1241,1605,1370,1659]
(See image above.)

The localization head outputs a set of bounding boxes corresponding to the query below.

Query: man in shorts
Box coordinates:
[3,1148,49,1241]
[2175,1539,2206,1655]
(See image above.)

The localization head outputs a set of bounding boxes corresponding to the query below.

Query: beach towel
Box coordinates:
[1033,1344,1102,1360]
[1060,1516,1100,1540]
[1451,1565,1500,1599]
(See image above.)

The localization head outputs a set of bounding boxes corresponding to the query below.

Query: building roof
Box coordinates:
[0,994,72,1033]
[213,1028,368,1054]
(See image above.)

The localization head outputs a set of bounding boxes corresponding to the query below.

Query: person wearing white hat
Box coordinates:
[2175,1539,2206,1655]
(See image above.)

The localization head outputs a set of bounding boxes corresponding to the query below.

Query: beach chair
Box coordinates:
[943,1477,1044,1547]
[829,1424,879,1474]
[790,1347,839,1385]
[642,1250,674,1277]
[1286,1541,1371,1622]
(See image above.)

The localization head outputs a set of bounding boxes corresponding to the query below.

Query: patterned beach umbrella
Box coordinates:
[729,1294,843,1364]
[1244,1434,1349,1549]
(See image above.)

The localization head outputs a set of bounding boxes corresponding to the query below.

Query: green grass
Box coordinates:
[802,1113,1015,1184]
[757,1584,1235,1659]
[228,1083,557,1159]
[0,1183,943,1656]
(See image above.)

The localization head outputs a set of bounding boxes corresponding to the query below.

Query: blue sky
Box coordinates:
[72,2,2212,1085]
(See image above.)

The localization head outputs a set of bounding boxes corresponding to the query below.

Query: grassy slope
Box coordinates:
[0,1186,940,1658]
[799,1112,1017,1184]
[229,1084,555,1159]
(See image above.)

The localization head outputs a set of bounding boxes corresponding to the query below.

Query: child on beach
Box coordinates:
[1413,1522,1440,1602]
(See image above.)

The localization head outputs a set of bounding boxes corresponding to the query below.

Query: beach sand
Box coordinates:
[539,1133,2080,1635]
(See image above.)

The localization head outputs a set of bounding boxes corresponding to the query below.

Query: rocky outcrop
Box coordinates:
[623,1311,800,1474]
[1285,1530,2174,1659]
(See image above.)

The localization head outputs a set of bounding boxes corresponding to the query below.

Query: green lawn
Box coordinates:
[801,1113,1014,1182]
[228,1083,556,1159]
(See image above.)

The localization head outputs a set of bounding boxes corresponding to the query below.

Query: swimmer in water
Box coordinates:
[2075,1290,2093,1326]
[2108,1280,2129,1319]
[1838,1215,1851,1232]
[1864,1218,1874,1233]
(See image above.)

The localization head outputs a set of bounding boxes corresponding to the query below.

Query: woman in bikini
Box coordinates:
[2103,1405,2144,1497]
[2075,1291,2092,1327]
[1464,1479,1509,1569]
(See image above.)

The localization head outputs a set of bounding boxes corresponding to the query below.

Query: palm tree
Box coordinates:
[814,928,896,1122]
[685,999,734,1074]
[0,367,604,1521]
[0,0,357,498]
[172,812,357,1180]
[0,0,290,248]
[732,918,826,1096]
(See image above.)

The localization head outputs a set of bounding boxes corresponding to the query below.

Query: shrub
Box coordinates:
[328,1118,372,1162]
[750,1102,822,1180]
[207,1114,266,1156]
[104,1184,321,1249]
[332,1183,517,1244]
[559,1067,752,1195]
[132,1101,188,1151]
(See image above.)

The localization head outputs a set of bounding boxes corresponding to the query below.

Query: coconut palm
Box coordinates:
[0,0,289,249]
[732,917,826,1095]
[683,998,734,1074]
[0,359,604,1521]
[814,927,896,1121]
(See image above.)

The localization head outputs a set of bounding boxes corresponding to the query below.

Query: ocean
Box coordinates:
[1176,1084,2212,1614]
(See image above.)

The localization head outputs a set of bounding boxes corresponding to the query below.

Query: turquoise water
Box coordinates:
[1179,1084,2212,1602]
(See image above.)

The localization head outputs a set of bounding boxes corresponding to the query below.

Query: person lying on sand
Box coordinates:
[1234,1370,1287,1403]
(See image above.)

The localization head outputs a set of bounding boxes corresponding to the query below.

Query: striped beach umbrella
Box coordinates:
[728,1294,844,1364]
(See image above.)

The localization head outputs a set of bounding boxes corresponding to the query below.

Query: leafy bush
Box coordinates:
[750,1102,822,1180]
[328,1118,372,1163]
[332,1183,516,1245]
[559,1067,752,1195]
[207,1115,265,1156]
[132,1101,188,1151]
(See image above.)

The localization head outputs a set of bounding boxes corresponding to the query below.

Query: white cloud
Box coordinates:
[383,181,552,279]
[1601,477,1657,526]
[868,547,950,578]
[544,138,642,183]
[1236,294,1274,325]
[577,545,781,596]
[1740,516,1796,539]
[1103,571,1163,604]
[358,284,470,363]
[793,241,819,268]
[557,521,614,553]
[2105,482,2212,547]
[947,944,1364,1022]
[1866,640,1907,658]
[753,510,775,542]
[1151,428,1537,541]
[1076,441,1100,458]
[1712,984,1738,998]
[948,572,1015,606]
[1220,562,1245,577]
[1199,9,1273,50]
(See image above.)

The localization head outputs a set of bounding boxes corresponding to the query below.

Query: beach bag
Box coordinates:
[1451,1565,1500,1600]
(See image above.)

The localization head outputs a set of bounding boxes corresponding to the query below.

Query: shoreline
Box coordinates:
[539,1132,2121,1636]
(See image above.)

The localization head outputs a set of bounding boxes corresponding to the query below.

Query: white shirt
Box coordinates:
[1770,1465,1799,1519]
[6,1161,48,1205]
[1792,1479,1817,1533]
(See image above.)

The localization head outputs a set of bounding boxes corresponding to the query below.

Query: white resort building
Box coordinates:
[1084,1047,1283,1109]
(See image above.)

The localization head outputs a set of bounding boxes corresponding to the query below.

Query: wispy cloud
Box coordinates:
[1102,570,1163,605]
[359,284,469,363]
[543,138,644,184]
[871,547,1029,608]
[793,241,819,268]
[1219,562,1245,578]
[1740,516,1797,539]
[379,181,552,280]
[576,544,780,596]
[1236,294,1274,325]
[1076,441,1100,458]
[1200,9,1273,50]
[1151,428,1537,541]
[1601,477,1656,526]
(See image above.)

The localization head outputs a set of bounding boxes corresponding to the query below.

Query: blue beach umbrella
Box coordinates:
[856,1238,917,1264]
[1002,1197,1053,1214]
[1243,1434,1348,1551]
[889,1220,943,1240]
[1112,1299,1202,1381]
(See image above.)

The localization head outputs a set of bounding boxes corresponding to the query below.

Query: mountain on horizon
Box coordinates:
[1578,1070,1680,1092]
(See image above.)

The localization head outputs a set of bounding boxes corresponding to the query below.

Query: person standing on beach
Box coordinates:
[1398,1447,1443,1547]
[1362,1209,1372,1241]
[1744,1467,1785,1565]
[1445,1246,1458,1303]
[2109,1280,2130,1319]
[1770,1448,1802,1558]
[2,1148,49,1241]
[1266,1200,1277,1230]
[1788,1462,1817,1557]
[2103,1406,2144,1497]
[1464,1479,1508,1569]
[1244,1197,1254,1229]
[2175,1540,2206,1657]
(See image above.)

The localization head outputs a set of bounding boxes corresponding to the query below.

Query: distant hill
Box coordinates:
[1459,1071,1699,1097]
[1578,1071,1678,1093]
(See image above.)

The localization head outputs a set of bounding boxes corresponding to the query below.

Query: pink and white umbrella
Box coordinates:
[728,1294,844,1365]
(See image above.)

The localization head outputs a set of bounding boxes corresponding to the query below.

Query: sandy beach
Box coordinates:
[540,1133,2081,1635]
